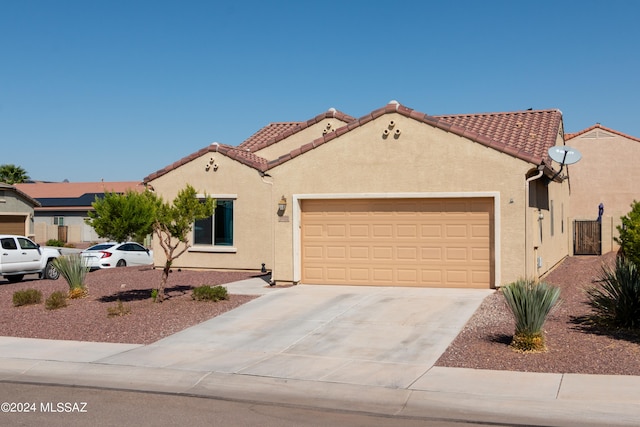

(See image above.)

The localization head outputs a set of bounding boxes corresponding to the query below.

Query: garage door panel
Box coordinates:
[446,247,468,261]
[372,269,393,282]
[349,224,369,237]
[397,247,418,261]
[471,247,490,261]
[372,246,393,260]
[421,247,442,260]
[301,198,492,288]
[421,225,442,238]
[327,225,347,237]
[304,224,324,237]
[326,246,346,259]
[372,224,393,238]
[349,246,370,259]
[445,224,468,238]
[327,268,347,281]
[349,268,370,281]
[303,267,324,280]
[305,246,324,259]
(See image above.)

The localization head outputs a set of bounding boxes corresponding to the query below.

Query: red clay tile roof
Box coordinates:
[143,143,269,182]
[565,123,640,143]
[144,102,564,182]
[433,109,563,165]
[238,109,356,152]
[237,123,302,152]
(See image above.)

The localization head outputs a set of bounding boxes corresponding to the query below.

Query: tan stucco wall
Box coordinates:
[268,113,569,286]
[568,128,640,252]
[146,151,273,271]
[254,118,349,161]
[147,112,569,286]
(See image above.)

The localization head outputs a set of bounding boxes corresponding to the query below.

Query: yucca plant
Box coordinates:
[52,254,89,298]
[502,278,561,352]
[587,256,640,329]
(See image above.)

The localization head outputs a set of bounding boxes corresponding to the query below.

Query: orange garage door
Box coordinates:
[301,198,493,288]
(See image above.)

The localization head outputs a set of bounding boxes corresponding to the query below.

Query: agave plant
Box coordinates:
[587,256,640,329]
[52,254,89,298]
[502,278,561,352]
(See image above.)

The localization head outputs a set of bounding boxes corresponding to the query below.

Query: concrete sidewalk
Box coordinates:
[1,278,639,426]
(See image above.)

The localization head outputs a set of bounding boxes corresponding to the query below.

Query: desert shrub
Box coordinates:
[192,285,228,302]
[13,289,43,307]
[150,288,158,302]
[45,291,68,310]
[107,300,131,317]
[587,256,640,329]
[46,239,65,247]
[502,278,560,352]
[616,201,640,266]
[68,287,88,299]
[53,254,88,294]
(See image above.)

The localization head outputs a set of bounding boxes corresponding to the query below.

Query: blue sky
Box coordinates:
[2,0,639,182]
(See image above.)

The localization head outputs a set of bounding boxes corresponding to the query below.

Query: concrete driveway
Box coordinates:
[99,281,493,389]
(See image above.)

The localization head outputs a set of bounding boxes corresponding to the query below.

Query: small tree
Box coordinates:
[616,201,640,266]
[85,184,213,302]
[0,164,30,184]
[153,185,214,302]
[86,190,158,243]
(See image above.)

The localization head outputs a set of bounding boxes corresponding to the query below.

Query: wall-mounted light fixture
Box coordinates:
[277,195,287,216]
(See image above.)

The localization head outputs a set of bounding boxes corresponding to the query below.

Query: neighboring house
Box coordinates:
[15,181,145,245]
[566,124,640,254]
[0,183,40,237]
[144,101,572,289]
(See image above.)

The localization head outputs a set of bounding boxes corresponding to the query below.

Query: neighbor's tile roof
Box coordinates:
[144,102,563,181]
[0,183,40,207]
[15,181,145,199]
[14,181,146,210]
[565,123,640,143]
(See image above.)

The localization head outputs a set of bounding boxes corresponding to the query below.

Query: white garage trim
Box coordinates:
[292,192,501,287]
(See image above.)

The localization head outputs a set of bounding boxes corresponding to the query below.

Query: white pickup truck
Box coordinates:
[0,235,61,283]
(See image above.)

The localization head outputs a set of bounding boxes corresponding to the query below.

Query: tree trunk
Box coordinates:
[156,261,171,303]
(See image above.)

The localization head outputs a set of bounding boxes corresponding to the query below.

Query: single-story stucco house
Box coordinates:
[566,124,640,255]
[0,183,40,238]
[144,101,572,289]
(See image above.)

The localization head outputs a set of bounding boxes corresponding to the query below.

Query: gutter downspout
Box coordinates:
[525,167,545,278]
[260,172,276,285]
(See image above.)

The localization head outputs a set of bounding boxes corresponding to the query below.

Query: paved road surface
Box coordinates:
[0,382,524,427]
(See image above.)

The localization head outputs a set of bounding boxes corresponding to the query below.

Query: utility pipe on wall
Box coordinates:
[525,167,544,278]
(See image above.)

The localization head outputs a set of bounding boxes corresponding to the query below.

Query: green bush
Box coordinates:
[45,291,68,310]
[13,289,43,307]
[46,239,65,247]
[502,278,560,352]
[192,285,228,302]
[616,200,640,266]
[587,256,640,329]
[53,254,88,293]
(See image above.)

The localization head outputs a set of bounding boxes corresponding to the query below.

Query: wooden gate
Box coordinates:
[573,220,601,255]
[57,225,68,243]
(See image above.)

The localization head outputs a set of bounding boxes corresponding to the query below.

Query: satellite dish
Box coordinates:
[548,146,582,165]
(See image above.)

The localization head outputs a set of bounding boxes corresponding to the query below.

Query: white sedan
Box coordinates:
[81,242,153,269]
